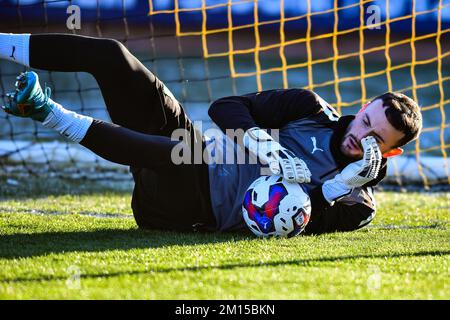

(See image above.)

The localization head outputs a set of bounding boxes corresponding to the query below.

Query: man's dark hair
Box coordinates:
[372,92,423,148]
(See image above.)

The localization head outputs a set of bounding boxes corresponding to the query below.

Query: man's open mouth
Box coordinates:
[348,136,361,152]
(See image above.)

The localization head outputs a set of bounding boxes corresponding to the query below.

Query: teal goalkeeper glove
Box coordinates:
[2,71,53,122]
[322,136,382,205]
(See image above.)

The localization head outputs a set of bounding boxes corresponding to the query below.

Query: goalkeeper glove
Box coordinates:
[243,127,311,183]
[2,71,53,122]
[322,136,382,205]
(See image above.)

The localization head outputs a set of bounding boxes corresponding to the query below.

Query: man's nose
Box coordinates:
[356,128,375,142]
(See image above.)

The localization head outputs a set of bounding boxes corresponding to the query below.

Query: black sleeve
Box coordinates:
[208,88,322,132]
[304,186,376,235]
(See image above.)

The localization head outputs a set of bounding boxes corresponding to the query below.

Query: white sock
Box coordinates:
[42,103,94,143]
[0,33,31,66]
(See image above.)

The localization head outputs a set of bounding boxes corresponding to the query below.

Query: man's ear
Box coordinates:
[383,147,403,158]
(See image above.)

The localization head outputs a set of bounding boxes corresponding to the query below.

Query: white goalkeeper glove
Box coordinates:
[243,127,311,183]
[322,136,382,205]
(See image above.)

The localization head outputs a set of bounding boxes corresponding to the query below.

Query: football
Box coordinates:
[242,175,312,238]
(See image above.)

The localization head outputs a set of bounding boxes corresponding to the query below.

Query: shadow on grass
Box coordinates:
[0,228,251,260]
[0,176,133,200]
[2,248,449,284]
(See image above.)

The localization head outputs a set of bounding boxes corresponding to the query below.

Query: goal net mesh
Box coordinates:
[0,0,449,188]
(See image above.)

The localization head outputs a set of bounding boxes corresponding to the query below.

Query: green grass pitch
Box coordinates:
[0,177,448,299]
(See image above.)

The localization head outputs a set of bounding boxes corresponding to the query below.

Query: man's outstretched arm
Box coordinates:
[304,186,376,235]
[305,136,382,234]
[208,89,322,183]
[208,88,322,131]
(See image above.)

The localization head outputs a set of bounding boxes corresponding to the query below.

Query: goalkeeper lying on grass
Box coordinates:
[0,33,422,234]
